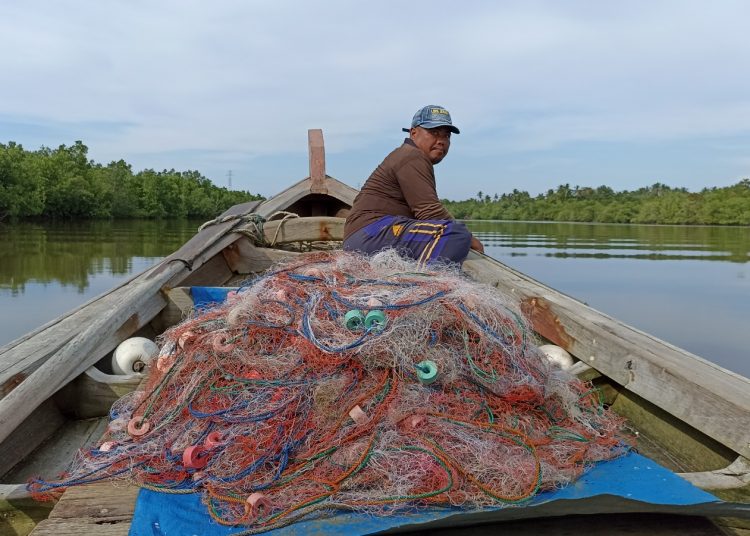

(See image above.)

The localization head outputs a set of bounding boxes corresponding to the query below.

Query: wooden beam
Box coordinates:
[308,129,327,194]
[462,251,750,459]
[0,201,262,402]
[223,237,300,274]
[253,176,358,219]
[262,216,344,245]
[0,262,183,445]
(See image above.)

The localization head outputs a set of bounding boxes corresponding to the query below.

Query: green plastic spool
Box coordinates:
[344,309,365,331]
[416,360,439,385]
[364,310,387,331]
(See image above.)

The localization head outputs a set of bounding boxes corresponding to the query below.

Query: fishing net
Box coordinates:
[29,250,630,531]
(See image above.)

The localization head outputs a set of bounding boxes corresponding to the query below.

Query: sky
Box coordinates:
[1,1,749,200]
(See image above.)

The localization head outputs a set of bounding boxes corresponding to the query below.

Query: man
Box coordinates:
[343,105,484,265]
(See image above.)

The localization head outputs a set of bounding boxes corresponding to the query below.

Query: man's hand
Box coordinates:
[470,235,484,254]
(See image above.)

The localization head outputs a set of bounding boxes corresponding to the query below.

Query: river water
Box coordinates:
[1,220,748,377]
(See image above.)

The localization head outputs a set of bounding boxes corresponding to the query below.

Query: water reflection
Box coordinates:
[469,222,749,263]
[0,220,201,294]
[0,220,202,346]
[466,221,750,378]
[1,220,748,377]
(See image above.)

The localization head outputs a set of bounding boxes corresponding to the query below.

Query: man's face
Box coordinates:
[410,126,452,164]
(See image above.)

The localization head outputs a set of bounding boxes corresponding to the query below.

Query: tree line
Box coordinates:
[444,181,750,226]
[0,141,263,220]
[3,140,748,225]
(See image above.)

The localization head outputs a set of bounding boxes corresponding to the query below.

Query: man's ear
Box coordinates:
[409,127,418,139]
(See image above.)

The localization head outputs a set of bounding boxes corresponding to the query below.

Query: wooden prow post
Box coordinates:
[308,129,328,194]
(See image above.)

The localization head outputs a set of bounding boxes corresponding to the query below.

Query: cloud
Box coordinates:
[1,1,749,195]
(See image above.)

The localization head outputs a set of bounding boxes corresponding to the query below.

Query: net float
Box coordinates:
[127,418,150,437]
[183,445,209,469]
[111,337,158,375]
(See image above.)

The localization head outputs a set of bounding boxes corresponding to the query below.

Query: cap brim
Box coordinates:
[410,122,460,134]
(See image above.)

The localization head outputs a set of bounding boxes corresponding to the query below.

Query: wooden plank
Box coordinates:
[0,399,65,477]
[308,129,327,194]
[179,251,234,288]
[462,252,750,459]
[48,482,138,520]
[254,176,357,219]
[0,201,263,400]
[30,519,130,536]
[0,262,183,446]
[611,388,735,472]
[160,288,194,324]
[262,216,344,245]
[55,368,142,419]
[2,417,108,484]
[223,238,300,274]
[28,482,138,535]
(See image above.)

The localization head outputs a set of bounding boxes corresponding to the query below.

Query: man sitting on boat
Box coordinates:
[343,105,484,264]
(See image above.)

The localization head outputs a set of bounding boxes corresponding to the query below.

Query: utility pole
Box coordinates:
[227,170,233,190]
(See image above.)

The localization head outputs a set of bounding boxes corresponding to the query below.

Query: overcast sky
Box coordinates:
[1,1,749,199]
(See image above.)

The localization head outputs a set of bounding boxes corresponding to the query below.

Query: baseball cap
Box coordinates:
[402,105,460,134]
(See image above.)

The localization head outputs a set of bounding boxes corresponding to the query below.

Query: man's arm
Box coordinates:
[396,158,485,253]
[470,235,484,253]
[395,159,453,220]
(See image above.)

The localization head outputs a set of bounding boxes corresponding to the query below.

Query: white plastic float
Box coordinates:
[111,337,159,375]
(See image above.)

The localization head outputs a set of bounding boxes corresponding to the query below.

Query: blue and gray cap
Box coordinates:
[402,105,460,134]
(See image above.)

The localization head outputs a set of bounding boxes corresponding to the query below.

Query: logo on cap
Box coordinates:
[403,105,460,134]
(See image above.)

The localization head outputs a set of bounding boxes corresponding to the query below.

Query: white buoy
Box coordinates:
[538,344,574,370]
[112,337,159,375]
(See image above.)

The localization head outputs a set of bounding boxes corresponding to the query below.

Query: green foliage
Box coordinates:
[445,180,750,226]
[0,141,264,220]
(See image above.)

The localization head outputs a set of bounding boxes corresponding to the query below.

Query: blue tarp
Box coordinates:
[126,287,747,535]
[129,452,744,536]
[190,287,235,311]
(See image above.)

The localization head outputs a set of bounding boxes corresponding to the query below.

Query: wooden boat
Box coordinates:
[0,130,748,536]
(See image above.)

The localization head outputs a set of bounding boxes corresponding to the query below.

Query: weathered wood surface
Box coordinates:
[3,417,108,486]
[29,482,138,536]
[223,237,300,274]
[0,200,263,403]
[308,128,327,194]
[0,400,65,478]
[462,251,750,459]
[0,284,165,400]
[56,367,143,419]
[0,201,263,447]
[254,176,358,218]
[261,216,344,245]
[0,264,182,446]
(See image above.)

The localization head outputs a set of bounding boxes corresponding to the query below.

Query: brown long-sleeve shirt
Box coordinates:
[344,139,453,239]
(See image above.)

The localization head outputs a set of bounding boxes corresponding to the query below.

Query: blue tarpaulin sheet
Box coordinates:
[190,287,235,311]
[129,453,744,536]
[126,287,746,535]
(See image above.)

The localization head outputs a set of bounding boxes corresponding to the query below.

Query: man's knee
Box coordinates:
[437,223,472,263]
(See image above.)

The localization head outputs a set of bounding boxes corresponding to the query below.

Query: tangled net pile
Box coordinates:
[31,250,630,531]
